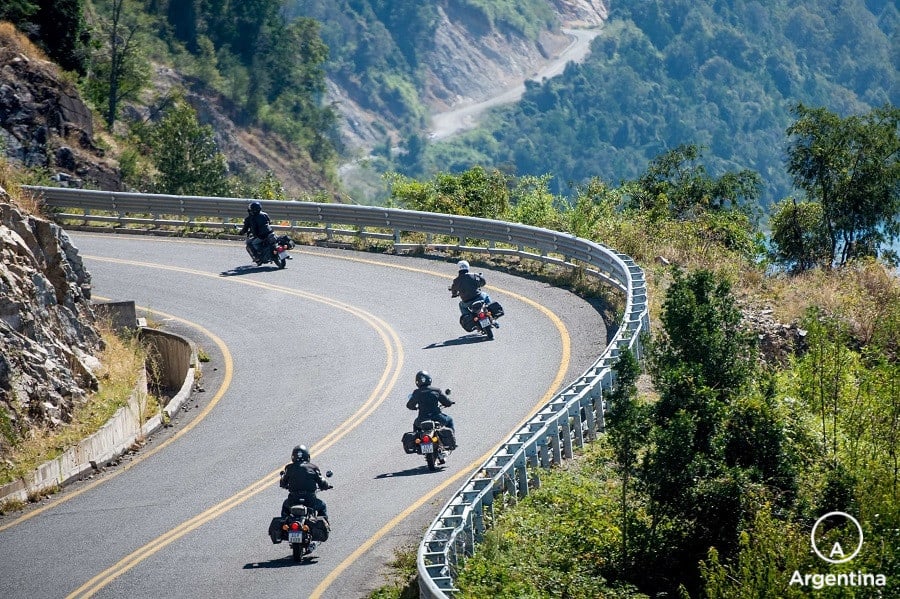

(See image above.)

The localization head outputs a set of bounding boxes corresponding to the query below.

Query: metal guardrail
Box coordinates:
[26,186,650,598]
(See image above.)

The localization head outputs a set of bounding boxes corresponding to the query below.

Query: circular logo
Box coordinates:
[811,511,863,564]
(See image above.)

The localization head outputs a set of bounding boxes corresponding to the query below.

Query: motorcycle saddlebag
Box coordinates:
[402,431,417,454]
[437,428,456,450]
[459,313,478,332]
[488,301,504,318]
[309,517,330,542]
[268,517,284,544]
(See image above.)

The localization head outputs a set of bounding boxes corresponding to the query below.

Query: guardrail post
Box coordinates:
[563,408,581,460]
[538,442,550,468]
[516,459,529,498]
[551,424,563,464]
[473,505,485,544]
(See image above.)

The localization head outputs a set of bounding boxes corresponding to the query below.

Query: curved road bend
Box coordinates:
[0,234,610,599]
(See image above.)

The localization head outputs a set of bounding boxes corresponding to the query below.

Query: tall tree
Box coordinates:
[786,103,900,266]
[167,0,199,53]
[605,349,647,578]
[147,99,230,196]
[84,0,150,129]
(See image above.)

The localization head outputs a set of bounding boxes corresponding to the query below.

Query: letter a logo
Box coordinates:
[811,512,863,564]
[829,542,845,558]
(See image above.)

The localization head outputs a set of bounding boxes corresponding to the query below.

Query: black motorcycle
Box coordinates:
[268,471,333,561]
[402,394,456,471]
[246,233,295,269]
[459,298,504,340]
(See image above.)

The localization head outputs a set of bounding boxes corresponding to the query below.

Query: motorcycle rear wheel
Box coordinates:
[426,452,437,471]
[292,543,304,561]
[275,256,287,269]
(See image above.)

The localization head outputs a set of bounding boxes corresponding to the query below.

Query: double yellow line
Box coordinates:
[65,258,405,598]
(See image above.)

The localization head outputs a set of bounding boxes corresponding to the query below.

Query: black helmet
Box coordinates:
[415,370,432,388]
[291,445,310,463]
[249,201,262,215]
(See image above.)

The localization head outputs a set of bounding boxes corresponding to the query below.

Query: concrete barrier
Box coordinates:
[0,327,197,507]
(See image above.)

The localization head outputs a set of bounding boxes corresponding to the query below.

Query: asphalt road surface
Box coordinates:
[0,233,611,599]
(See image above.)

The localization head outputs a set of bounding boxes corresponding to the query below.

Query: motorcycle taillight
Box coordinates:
[290,522,300,531]
[422,435,431,443]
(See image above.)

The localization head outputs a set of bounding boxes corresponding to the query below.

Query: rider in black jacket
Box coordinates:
[239,201,275,262]
[406,371,455,441]
[449,260,492,315]
[280,445,332,520]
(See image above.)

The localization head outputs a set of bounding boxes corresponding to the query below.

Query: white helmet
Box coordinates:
[457,260,470,272]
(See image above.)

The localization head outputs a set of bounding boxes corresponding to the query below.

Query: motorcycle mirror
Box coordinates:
[325,470,333,478]
[445,389,452,395]
[279,471,284,476]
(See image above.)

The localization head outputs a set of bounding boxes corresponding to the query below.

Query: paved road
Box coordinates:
[429,27,603,141]
[0,234,610,599]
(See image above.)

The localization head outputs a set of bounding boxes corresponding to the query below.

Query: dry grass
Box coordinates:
[757,258,900,338]
[0,21,51,62]
[0,323,147,486]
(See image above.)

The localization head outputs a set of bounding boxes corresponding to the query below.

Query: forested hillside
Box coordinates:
[421,0,898,209]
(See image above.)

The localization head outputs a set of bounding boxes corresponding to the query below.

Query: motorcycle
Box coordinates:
[246,233,295,269]
[402,393,456,471]
[268,471,333,561]
[459,298,504,340]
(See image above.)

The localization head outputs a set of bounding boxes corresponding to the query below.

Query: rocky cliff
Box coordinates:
[0,27,123,191]
[0,190,101,463]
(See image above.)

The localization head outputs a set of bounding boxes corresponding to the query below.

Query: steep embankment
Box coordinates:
[0,192,102,461]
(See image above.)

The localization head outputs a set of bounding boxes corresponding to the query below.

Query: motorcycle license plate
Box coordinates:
[278,250,288,260]
[478,318,491,328]
[288,532,304,543]
[421,442,434,454]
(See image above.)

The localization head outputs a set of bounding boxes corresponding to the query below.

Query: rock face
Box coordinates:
[0,190,102,460]
[0,36,123,190]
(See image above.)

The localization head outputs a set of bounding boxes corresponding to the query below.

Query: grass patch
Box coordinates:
[368,544,419,599]
[0,323,146,486]
[196,346,211,362]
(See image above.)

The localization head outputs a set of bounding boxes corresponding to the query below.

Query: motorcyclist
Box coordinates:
[406,371,456,448]
[239,201,275,263]
[279,444,332,522]
[449,260,492,316]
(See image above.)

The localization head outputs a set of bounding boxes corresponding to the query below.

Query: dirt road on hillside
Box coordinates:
[429,27,603,141]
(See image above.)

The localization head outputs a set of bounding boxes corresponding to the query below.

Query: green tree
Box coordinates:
[36,0,88,73]
[786,103,900,266]
[147,99,230,196]
[510,174,562,229]
[627,144,762,221]
[0,0,37,22]
[388,166,510,219]
[639,268,758,595]
[605,349,648,578]
[769,196,830,272]
[84,0,150,129]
